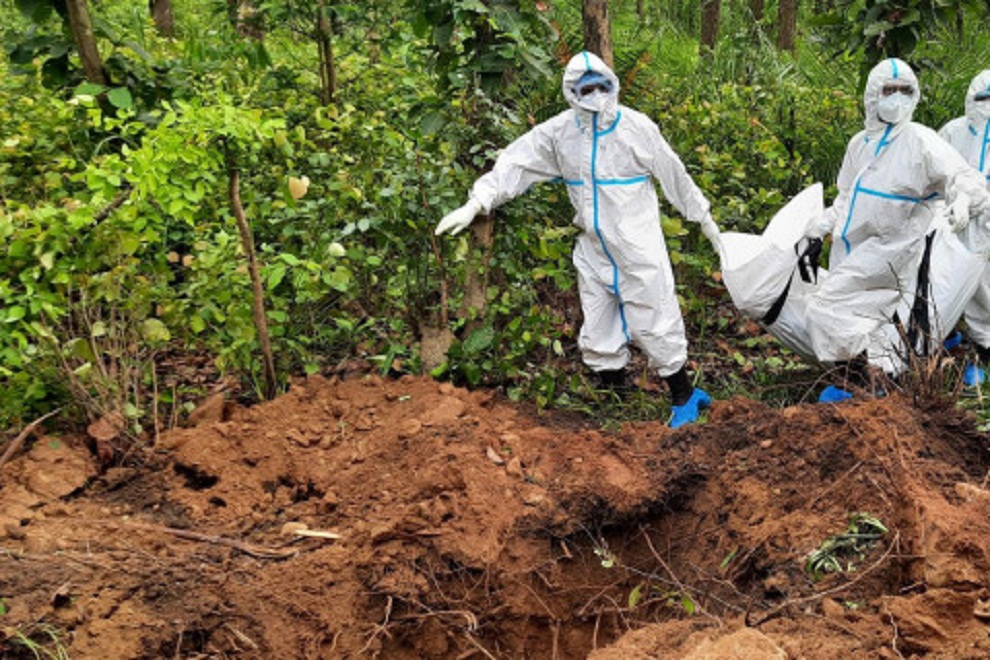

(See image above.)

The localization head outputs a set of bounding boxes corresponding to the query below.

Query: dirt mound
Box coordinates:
[3,374,990,658]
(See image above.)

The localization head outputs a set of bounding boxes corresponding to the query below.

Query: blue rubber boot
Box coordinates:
[818,385,853,403]
[963,363,986,387]
[669,388,712,429]
[943,331,964,351]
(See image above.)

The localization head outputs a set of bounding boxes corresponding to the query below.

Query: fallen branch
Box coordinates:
[746,531,900,627]
[0,409,62,472]
[116,521,297,559]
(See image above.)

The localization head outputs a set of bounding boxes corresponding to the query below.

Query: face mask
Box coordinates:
[972,92,990,125]
[877,92,913,125]
[578,89,608,113]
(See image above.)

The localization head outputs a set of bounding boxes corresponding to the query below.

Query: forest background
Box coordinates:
[2,0,990,440]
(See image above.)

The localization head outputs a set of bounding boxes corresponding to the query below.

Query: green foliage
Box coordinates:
[811,0,983,67]
[804,513,889,582]
[2,0,990,431]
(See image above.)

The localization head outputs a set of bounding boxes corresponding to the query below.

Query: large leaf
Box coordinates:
[107,87,134,110]
[16,0,53,23]
[462,325,494,354]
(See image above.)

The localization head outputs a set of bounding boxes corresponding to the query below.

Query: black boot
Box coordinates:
[595,368,628,394]
[665,366,693,406]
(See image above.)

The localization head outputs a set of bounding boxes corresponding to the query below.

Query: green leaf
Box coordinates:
[140,318,171,344]
[628,583,644,609]
[681,594,696,615]
[5,306,26,323]
[76,82,106,97]
[107,87,134,110]
[462,325,494,354]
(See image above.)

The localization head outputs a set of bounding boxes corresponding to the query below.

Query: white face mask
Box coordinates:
[972,97,990,126]
[877,93,913,125]
[578,89,608,113]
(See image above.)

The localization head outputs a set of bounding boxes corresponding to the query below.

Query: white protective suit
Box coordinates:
[462,52,713,377]
[800,58,989,368]
[939,69,990,349]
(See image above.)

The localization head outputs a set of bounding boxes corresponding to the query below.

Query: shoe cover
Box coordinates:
[669,388,712,429]
[818,385,853,403]
[943,331,963,351]
[963,363,986,387]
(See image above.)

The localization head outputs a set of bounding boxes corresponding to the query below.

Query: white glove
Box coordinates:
[700,214,719,241]
[949,192,971,233]
[805,206,834,240]
[435,198,483,236]
[699,214,723,255]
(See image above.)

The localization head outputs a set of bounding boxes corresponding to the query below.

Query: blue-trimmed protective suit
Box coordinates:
[803,58,988,365]
[939,69,990,350]
[463,52,712,377]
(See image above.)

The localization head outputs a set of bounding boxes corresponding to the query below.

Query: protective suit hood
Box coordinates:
[563,52,621,125]
[863,58,920,140]
[965,69,990,130]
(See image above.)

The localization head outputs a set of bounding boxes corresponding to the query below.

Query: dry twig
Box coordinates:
[746,531,900,627]
[102,521,297,559]
[0,409,62,472]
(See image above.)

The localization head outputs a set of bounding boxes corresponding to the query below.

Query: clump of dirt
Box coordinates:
[3,374,990,658]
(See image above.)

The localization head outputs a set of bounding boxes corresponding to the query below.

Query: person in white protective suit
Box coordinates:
[802,58,989,402]
[938,69,990,386]
[435,51,721,428]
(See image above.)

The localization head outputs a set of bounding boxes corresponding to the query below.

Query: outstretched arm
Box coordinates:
[437,120,563,236]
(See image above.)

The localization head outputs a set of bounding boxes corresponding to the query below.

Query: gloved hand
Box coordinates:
[949,192,972,233]
[435,198,483,236]
[805,206,835,240]
[700,214,722,252]
[700,214,719,241]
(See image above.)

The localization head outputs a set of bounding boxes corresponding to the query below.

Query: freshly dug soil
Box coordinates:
[3,374,990,658]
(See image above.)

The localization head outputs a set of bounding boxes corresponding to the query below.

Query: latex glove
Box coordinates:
[805,205,836,240]
[949,192,971,233]
[700,214,722,252]
[700,214,720,241]
[435,198,483,236]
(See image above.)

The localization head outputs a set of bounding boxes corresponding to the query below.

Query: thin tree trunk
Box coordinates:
[65,0,108,85]
[700,0,721,52]
[227,160,278,400]
[637,0,644,20]
[749,0,764,22]
[226,0,264,40]
[149,0,175,37]
[777,0,797,52]
[582,0,613,68]
[317,1,336,104]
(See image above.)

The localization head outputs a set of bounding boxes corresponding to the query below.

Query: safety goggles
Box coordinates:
[976,90,990,102]
[881,83,914,97]
[577,82,610,97]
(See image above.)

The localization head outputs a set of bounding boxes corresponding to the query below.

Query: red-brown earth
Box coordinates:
[3,373,990,658]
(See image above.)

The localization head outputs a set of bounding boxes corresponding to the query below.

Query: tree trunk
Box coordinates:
[317,1,336,104]
[65,0,108,86]
[700,0,721,52]
[227,160,278,401]
[637,0,644,20]
[226,0,264,40]
[749,0,764,22]
[149,0,175,37]
[777,0,797,52]
[582,0,613,68]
